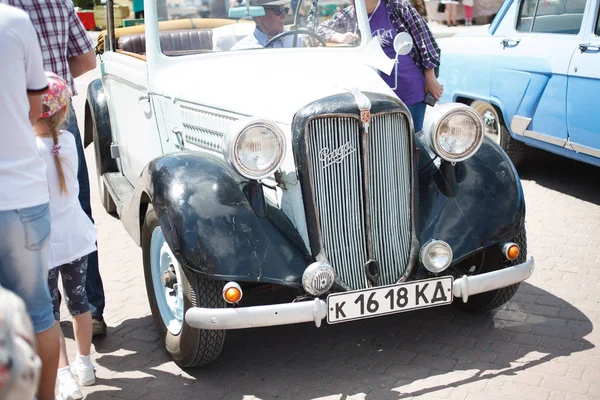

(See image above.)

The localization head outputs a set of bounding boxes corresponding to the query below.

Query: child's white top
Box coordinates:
[36,131,97,269]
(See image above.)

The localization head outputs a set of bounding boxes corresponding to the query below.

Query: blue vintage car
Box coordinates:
[436,0,600,167]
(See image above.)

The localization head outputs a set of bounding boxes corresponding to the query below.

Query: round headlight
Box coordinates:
[223,119,286,180]
[302,261,336,296]
[419,240,453,273]
[422,104,484,162]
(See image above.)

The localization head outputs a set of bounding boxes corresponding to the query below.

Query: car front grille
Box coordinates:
[306,112,413,290]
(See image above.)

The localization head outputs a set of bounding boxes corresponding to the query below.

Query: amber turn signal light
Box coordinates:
[223,282,243,304]
[502,243,520,261]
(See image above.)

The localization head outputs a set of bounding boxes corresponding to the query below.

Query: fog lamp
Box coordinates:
[502,243,520,261]
[223,282,243,304]
[420,240,453,273]
[302,261,335,296]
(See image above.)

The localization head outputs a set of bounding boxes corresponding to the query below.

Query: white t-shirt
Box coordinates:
[36,132,97,268]
[0,4,49,211]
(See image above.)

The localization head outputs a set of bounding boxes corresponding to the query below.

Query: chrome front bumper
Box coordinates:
[185,257,534,330]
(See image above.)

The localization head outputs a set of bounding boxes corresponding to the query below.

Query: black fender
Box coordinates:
[120,152,310,288]
[84,78,117,175]
[418,137,526,264]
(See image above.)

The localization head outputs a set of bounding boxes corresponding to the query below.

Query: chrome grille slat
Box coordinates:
[308,117,368,289]
[368,114,412,286]
[306,112,412,290]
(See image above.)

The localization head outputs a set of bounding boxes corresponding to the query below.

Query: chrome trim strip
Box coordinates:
[510,115,531,136]
[104,73,148,92]
[524,130,566,147]
[570,142,600,159]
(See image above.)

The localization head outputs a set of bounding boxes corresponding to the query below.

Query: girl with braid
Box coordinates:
[34,72,97,400]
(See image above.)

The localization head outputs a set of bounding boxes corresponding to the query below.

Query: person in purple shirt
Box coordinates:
[317,0,444,132]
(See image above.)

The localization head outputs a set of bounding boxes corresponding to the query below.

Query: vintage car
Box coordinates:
[435,0,600,167]
[85,0,535,366]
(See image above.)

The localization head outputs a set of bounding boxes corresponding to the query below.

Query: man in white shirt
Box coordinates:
[231,0,304,49]
[0,4,61,400]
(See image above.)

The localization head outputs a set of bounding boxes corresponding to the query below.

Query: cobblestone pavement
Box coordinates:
[63,71,600,400]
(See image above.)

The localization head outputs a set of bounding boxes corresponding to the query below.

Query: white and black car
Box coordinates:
[85,0,535,366]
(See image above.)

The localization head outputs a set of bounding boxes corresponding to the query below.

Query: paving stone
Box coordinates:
[541,376,591,395]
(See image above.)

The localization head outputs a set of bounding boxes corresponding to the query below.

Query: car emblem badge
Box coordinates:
[347,87,372,132]
[319,142,357,169]
[361,109,371,125]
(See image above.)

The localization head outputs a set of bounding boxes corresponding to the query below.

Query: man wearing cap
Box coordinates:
[231,0,303,49]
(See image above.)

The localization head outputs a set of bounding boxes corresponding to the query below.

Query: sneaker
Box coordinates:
[92,317,107,337]
[70,359,96,387]
[58,372,83,400]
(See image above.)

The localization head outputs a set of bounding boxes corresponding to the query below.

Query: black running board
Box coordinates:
[103,172,134,217]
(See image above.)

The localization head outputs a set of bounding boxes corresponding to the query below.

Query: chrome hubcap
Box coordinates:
[150,227,184,335]
[481,109,500,144]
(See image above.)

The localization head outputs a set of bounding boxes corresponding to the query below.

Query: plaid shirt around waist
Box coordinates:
[3,0,94,95]
[316,0,440,71]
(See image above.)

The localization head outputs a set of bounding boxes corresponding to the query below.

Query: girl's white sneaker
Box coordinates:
[58,372,83,400]
[70,359,96,386]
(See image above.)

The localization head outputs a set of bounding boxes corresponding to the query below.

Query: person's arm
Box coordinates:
[28,94,43,126]
[22,12,48,124]
[316,6,358,43]
[67,4,96,78]
[68,50,96,79]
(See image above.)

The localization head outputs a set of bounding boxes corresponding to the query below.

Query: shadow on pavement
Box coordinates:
[518,148,600,204]
[86,282,593,400]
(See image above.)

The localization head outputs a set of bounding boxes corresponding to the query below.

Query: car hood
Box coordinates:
[152,49,397,124]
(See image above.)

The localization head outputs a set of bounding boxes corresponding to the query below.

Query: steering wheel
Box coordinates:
[264,29,327,48]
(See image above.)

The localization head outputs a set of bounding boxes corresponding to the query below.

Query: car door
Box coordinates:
[566,0,600,156]
[103,52,163,185]
[491,0,587,145]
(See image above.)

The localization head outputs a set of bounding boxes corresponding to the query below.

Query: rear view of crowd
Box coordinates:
[0,1,108,399]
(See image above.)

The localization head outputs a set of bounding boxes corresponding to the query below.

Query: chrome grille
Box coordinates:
[308,117,369,289]
[306,112,412,290]
[368,114,412,287]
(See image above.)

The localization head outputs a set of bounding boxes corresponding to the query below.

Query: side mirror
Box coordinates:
[393,32,413,56]
[228,6,265,18]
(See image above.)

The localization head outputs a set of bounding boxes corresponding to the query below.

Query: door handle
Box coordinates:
[579,43,600,52]
[138,95,150,103]
[501,38,521,49]
[172,127,185,150]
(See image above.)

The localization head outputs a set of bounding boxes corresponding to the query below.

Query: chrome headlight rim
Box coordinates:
[419,239,453,274]
[223,118,286,181]
[424,104,484,163]
[302,261,336,296]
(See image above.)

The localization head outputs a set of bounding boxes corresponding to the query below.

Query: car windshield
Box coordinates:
[155,0,363,56]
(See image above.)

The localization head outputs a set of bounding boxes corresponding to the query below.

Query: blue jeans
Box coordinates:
[64,102,105,319]
[0,204,56,333]
[407,101,427,133]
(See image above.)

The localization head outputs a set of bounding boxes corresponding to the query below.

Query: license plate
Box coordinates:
[326,276,454,324]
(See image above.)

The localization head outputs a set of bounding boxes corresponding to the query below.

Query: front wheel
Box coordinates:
[470,100,526,167]
[142,204,225,367]
[454,228,527,313]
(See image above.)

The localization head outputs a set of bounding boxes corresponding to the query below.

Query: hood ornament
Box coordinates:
[347,87,372,132]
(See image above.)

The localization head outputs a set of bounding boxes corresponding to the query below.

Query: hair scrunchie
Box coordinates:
[51,145,61,156]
